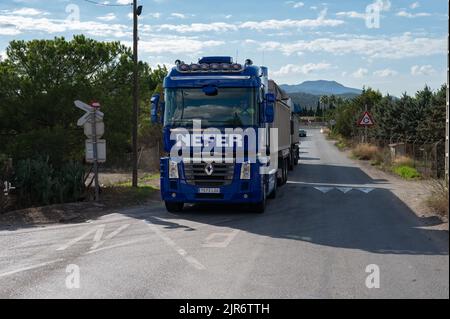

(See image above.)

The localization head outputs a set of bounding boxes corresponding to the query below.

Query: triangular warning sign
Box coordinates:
[358,111,375,126]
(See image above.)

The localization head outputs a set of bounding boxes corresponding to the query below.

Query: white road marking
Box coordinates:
[56,223,130,251]
[314,187,334,194]
[90,224,130,250]
[202,230,239,248]
[0,259,64,278]
[144,220,206,270]
[358,188,374,194]
[337,187,353,194]
[56,227,99,251]
[86,237,146,254]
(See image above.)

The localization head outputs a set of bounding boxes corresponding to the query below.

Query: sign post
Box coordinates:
[75,100,105,201]
[91,102,100,201]
[357,107,375,143]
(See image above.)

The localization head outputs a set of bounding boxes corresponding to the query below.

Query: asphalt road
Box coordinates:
[0,128,448,298]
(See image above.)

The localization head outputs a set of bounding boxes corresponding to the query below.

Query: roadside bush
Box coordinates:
[392,165,421,179]
[14,157,85,207]
[352,143,380,160]
[393,155,414,167]
[426,180,449,217]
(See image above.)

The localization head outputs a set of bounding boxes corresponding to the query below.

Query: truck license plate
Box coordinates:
[198,188,220,194]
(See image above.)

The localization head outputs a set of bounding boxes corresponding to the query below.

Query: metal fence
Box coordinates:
[351,133,445,179]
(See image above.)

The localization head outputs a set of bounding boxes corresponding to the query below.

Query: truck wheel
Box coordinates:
[165,201,184,213]
[282,158,288,185]
[253,184,266,213]
[268,176,277,199]
[288,153,294,171]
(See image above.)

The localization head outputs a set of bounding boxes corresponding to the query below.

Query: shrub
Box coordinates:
[352,143,380,160]
[426,180,449,217]
[14,157,85,207]
[392,165,421,179]
[393,155,414,167]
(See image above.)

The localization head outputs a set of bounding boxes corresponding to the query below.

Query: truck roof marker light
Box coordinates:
[231,63,242,71]
[200,63,209,71]
[190,64,201,71]
[221,63,231,71]
[210,63,220,71]
[245,59,253,66]
[179,63,190,72]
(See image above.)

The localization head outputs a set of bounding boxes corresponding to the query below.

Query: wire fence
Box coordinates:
[351,133,445,179]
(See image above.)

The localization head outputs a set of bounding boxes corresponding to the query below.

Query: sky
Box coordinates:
[0,0,448,96]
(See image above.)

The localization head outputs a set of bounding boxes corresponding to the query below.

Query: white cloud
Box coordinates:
[148,12,161,19]
[10,7,46,16]
[273,62,331,75]
[373,68,398,77]
[157,22,238,33]
[410,1,420,9]
[116,0,131,4]
[352,68,368,78]
[240,10,344,30]
[336,11,366,19]
[411,65,435,76]
[257,33,446,59]
[129,36,224,54]
[0,11,131,37]
[286,1,305,8]
[97,13,116,21]
[171,13,186,19]
[0,51,6,61]
[396,10,430,18]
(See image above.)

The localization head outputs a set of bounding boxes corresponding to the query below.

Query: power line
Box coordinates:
[82,0,132,7]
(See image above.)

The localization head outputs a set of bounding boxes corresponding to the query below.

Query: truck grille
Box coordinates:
[184,162,234,187]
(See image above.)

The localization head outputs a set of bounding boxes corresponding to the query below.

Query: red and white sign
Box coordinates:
[358,111,375,126]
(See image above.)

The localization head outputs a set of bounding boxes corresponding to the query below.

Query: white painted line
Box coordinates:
[56,226,99,251]
[358,188,374,194]
[314,186,334,194]
[86,237,147,255]
[144,220,206,270]
[337,187,353,194]
[90,224,130,250]
[202,230,239,248]
[0,259,64,278]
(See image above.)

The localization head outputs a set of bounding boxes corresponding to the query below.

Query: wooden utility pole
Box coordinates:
[132,0,139,187]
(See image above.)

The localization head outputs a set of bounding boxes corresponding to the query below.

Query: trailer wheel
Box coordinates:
[288,152,294,171]
[282,158,288,185]
[165,201,184,213]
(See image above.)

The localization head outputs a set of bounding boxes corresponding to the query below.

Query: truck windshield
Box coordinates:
[164,88,257,127]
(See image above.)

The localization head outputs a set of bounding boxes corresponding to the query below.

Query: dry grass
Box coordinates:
[352,143,380,161]
[426,180,449,218]
[393,155,414,167]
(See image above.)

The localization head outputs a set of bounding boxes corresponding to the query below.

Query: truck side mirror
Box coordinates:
[264,93,275,123]
[150,93,160,123]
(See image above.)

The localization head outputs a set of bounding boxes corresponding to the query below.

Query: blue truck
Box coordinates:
[151,56,299,213]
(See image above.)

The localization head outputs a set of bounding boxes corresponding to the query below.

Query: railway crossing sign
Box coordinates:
[74,100,106,201]
[358,111,375,126]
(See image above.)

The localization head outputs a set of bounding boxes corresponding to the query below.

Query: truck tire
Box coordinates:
[288,152,294,171]
[282,158,288,185]
[268,176,277,199]
[252,184,266,213]
[165,201,184,213]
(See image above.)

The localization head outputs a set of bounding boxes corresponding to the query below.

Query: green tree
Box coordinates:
[0,35,166,168]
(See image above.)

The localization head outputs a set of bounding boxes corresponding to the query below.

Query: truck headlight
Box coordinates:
[169,160,179,179]
[240,162,251,180]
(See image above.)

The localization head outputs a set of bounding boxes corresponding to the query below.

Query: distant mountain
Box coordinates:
[280,80,362,96]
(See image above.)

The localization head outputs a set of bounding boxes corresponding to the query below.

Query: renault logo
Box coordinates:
[204,163,214,176]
